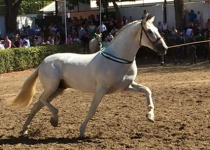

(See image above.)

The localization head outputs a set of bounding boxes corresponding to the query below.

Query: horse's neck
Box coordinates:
[105,25,140,61]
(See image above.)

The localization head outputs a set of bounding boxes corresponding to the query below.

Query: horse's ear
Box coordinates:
[148,16,155,23]
[142,13,150,24]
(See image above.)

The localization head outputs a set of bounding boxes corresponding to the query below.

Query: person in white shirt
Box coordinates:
[98,22,107,40]
[22,35,30,47]
[0,40,5,49]
[106,32,114,42]
[98,22,107,33]
[102,37,110,47]
[186,28,193,36]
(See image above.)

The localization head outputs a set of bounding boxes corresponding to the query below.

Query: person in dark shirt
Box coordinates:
[174,32,185,64]
[189,33,197,64]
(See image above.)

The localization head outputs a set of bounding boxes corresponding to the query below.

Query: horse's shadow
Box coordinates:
[0,135,101,145]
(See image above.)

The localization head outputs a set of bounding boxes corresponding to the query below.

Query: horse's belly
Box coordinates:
[62,66,97,93]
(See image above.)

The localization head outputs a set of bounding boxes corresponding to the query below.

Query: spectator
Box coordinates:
[4,36,11,49]
[26,25,34,39]
[174,32,185,64]
[102,37,110,47]
[66,35,73,44]
[186,28,193,36]
[188,10,197,22]
[157,21,163,31]
[111,26,118,36]
[163,21,168,33]
[121,16,128,26]
[22,35,31,47]
[73,36,81,44]
[128,16,134,23]
[41,39,46,46]
[115,17,122,29]
[98,22,107,40]
[13,34,22,48]
[78,26,86,39]
[106,32,114,42]
[0,40,5,49]
[22,41,29,48]
[196,11,202,25]
[142,10,147,19]
[206,19,210,29]
[46,37,54,45]
[171,27,178,36]
[34,24,41,36]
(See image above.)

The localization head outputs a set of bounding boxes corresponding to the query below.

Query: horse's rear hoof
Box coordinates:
[146,114,155,123]
[20,130,28,136]
[50,118,58,127]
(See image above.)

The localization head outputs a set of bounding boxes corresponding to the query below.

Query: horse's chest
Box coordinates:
[106,66,137,94]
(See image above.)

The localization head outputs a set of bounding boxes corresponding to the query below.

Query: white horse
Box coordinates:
[8,15,168,137]
[89,33,102,53]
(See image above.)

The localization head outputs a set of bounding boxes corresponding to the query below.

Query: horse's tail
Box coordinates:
[7,67,39,108]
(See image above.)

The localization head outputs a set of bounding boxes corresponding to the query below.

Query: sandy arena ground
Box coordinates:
[0,62,209,150]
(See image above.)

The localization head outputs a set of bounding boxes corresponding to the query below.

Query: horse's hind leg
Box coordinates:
[40,82,60,127]
[21,89,64,135]
[123,82,155,122]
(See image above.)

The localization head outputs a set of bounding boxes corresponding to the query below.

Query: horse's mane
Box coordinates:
[111,20,141,43]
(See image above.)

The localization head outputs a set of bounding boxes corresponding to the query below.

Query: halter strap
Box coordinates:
[100,48,133,64]
[139,23,162,46]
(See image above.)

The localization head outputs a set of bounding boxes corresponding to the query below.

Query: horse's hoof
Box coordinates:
[146,114,155,123]
[20,130,28,136]
[50,118,58,127]
[79,133,85,138]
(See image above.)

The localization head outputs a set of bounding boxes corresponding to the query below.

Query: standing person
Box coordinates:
[66,34,73,44]
[142,10,147,19]
[174,32,185,64]
[22,35,31,47]
[0,40,5,49]
[188,10,197,22]
[98,22,107,40]
[157,21,163,31]
[196,11,202,26]
[13,35,22,48]
[189,32,197,64]
[4,36,11,49]
[121,16,128,27]
[34,24,41,36]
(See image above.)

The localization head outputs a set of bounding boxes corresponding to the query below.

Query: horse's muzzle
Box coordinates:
[156,43,168,55]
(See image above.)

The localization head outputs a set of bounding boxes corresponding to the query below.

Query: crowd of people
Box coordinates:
[0,9,210,64]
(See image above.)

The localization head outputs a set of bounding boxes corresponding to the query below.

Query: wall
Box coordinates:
[17,14,37,30]
[119,1,210,30]
[0,16,6,36]
[119,5,163,27]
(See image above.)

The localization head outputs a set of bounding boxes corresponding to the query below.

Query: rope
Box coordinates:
[168,39,210,49]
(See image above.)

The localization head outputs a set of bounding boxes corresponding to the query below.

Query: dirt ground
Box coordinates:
[0,62,209,150]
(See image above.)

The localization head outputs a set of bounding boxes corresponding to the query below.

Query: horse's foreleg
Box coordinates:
[79,87,107,138]
[124,82,155,122]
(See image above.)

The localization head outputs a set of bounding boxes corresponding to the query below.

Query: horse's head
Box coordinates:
[140,14,168,55]
[95,33,102,43]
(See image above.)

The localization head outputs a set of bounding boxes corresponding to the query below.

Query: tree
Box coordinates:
[4,0,22,32]
[174,0,185,29]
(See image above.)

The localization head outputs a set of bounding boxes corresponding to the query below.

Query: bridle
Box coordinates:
[139,22,162,46]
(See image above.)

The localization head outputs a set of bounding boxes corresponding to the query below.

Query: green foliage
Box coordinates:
[0,44,84,74]
[19,0,54,14]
